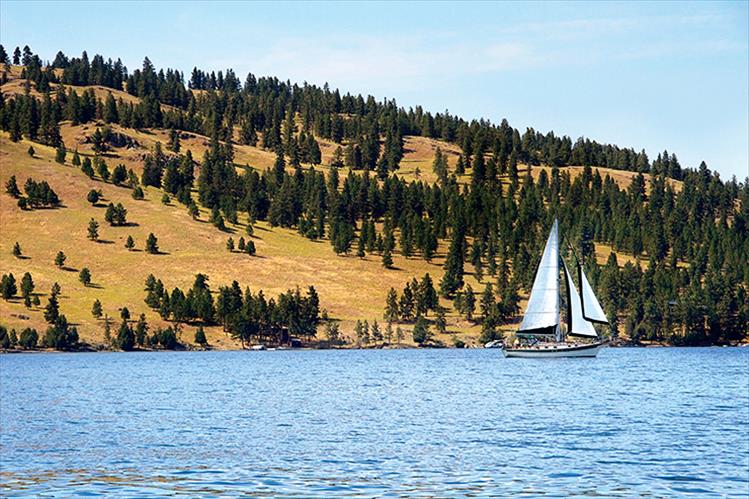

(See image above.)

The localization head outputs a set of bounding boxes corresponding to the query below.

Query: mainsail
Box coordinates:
[518,220,560,335]
[563,262,598,338]
[579,265,608,324]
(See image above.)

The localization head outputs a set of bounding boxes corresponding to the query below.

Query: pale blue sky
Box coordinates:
[2,1,747,180]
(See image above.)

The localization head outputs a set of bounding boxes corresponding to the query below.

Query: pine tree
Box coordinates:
[55,143,67,164]
[81,157,95,178]
[370,320,382,344]
[116,320,135,351]
[381,245,393,268]
[399,284,415,322]
[462,284,475,320]
[12,242,22,258]
[419,274,439,314]
[87,218,99,241]
[79,268,92,286]
[54,251,66,268]
[95,157,110,181]
[92,299,103,318]
[135,314,148,346]
[125,235,135,251]
[146,233,159,254]
[226,237,235,252]
[20,272,34,301]
[384,288,399,323]
[356,235,365,258]
[1,273,17,299]
[102,93,118,123]
[432,147,448,184]
[412,316,430,345]
[112,164,128,185]
[5,175,21,198]
[440,223,466,297]
[167,129,181,152]
[27,145,35,157]
[330,146,344,168]
[188,200,199,219]
[480,283,495,318]
[44,293,60,323]
[194,326,207,346]
[435,309,447,335]
[87,189,100,205]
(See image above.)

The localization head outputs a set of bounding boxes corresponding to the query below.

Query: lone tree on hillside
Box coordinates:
[79,268,92,286]
[87,189,100,205]
[54,251,66,268]
[92,299,103,319]
[146,233,159,254]
[125,235,135,251]
[381,246,393,268]
[12,242,22,258]
[27,145,35,157]
[87,218,99,241]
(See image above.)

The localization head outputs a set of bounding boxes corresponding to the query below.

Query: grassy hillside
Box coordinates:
[0,127,660,350]
[0,67,681,350]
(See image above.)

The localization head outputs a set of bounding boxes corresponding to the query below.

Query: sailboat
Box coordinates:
[502,219,608,358]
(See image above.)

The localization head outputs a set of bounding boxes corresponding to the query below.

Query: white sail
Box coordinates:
[563,262,598,338]
[579,265,608,324]
[519,220,560,334]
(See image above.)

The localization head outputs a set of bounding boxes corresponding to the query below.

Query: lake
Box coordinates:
[1,348,748,497]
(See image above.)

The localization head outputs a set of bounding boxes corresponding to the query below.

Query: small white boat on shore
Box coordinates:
[503,219,608,359]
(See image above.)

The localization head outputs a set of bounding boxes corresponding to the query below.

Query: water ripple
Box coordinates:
[1,348,747,497]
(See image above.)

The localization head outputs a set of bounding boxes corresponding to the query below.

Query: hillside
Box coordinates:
[0,126,678,349]
[1,49,747,350]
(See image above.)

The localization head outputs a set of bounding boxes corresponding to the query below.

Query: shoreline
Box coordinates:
[2,342,748,355]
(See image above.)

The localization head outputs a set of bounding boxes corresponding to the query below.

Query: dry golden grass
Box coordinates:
[0,134,491,348]
[0,123,661,350]
[1,66,668,348]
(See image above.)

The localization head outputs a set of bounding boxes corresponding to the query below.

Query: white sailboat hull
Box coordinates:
[502,342,604,358]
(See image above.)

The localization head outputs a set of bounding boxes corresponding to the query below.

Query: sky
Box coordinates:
[2,1,747,180]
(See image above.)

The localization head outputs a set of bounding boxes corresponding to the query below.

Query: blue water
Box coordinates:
[1,348,748,497]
